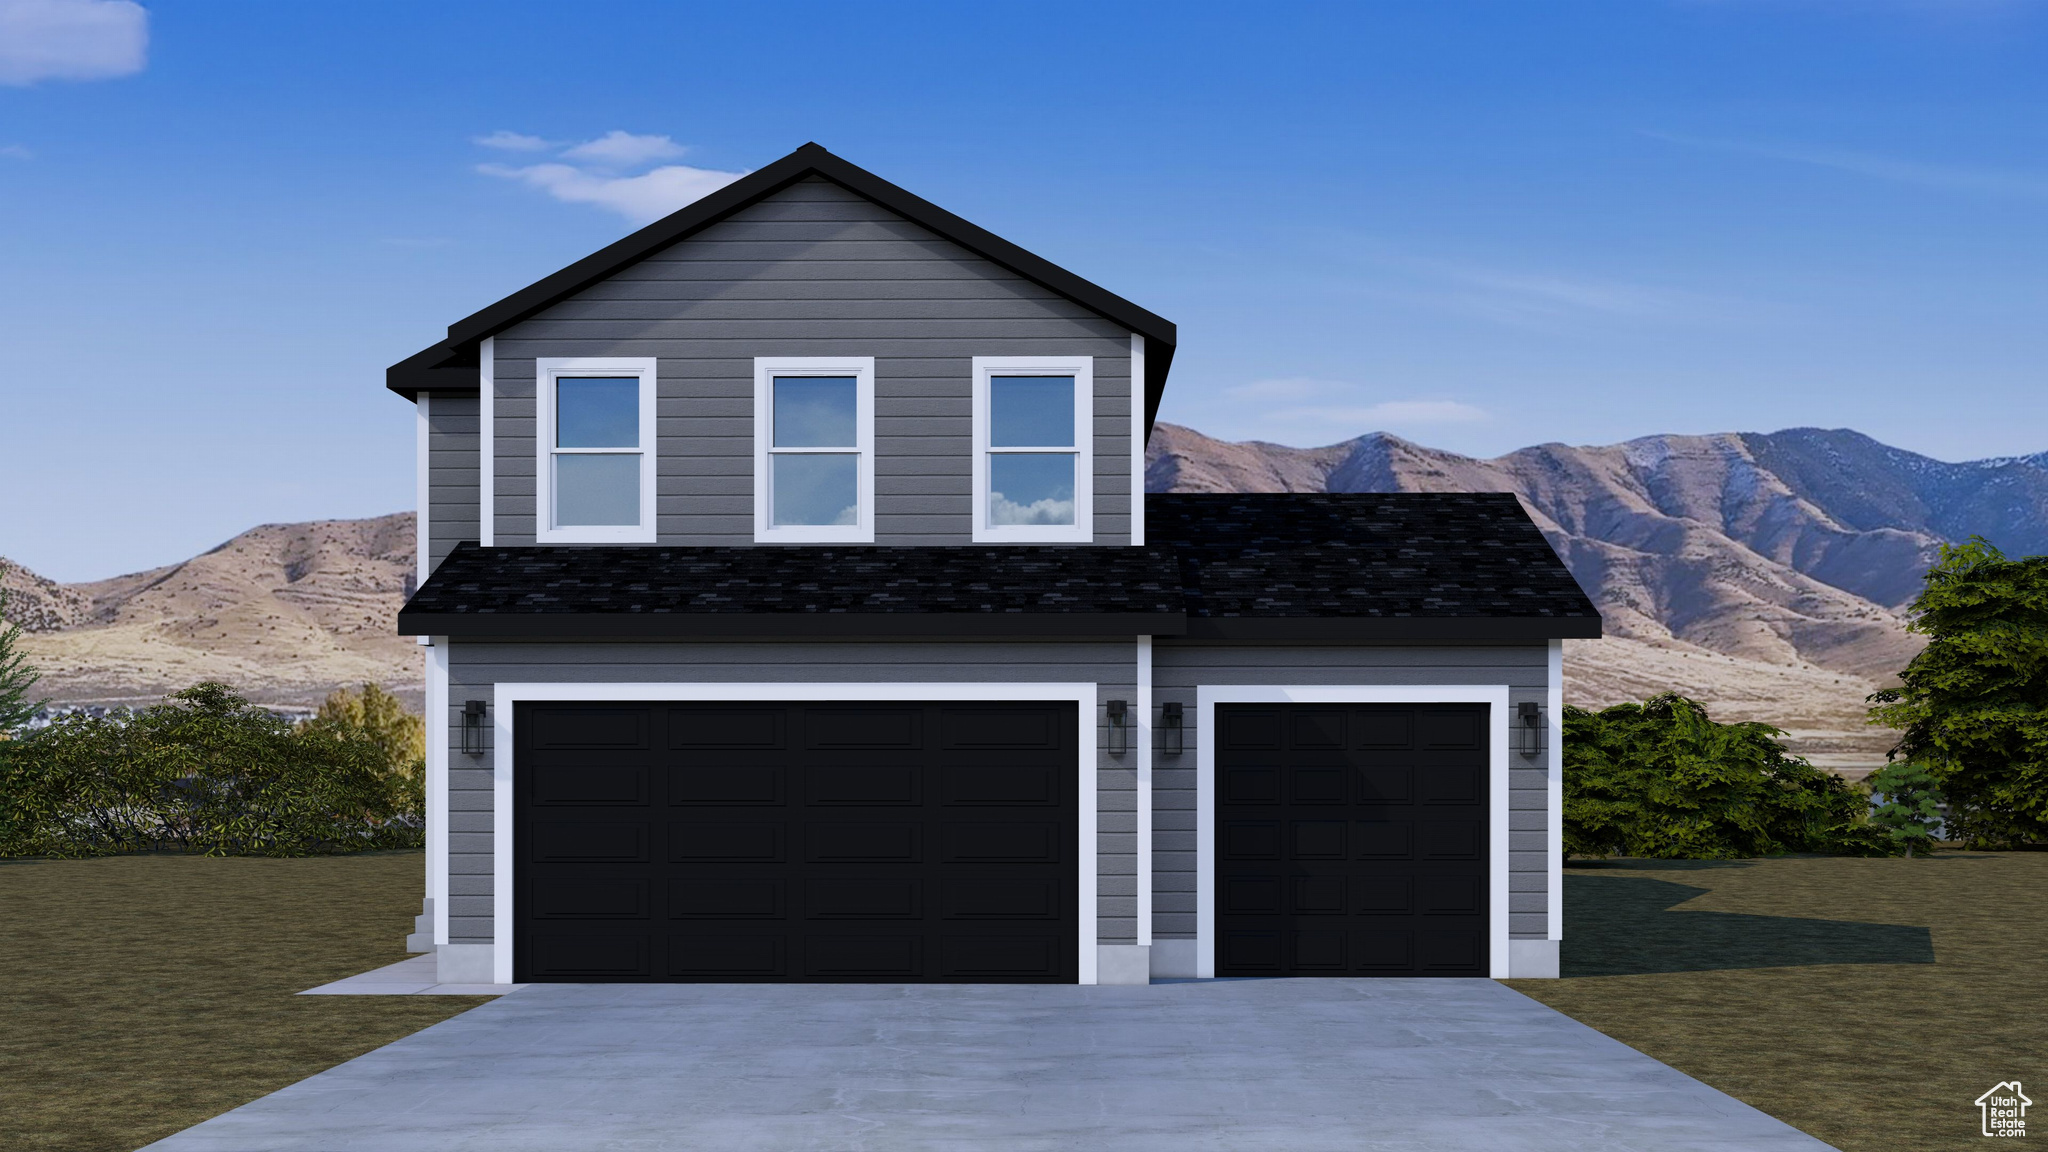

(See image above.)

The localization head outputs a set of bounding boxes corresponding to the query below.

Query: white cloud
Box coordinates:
[473,130,552,152]
[480,161,746,225]
[1210,378,1490,446]
[561,130,687,167]
[476,131,747,224]
[0,144,31,160]
[0,0,146,86]
[1647,131,2048,199]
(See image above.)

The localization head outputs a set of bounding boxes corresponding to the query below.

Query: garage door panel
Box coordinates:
[942,765,1056,805]
[532,706,648,749]
[939,935,1060,978]
[671,934,785,977]
[807,765,921,805]
[804,709,921,749]
[670,766,784,805]
[533,764,647,805]
[941,878,1060,920]
[671,822,786,862]
[808,877,922,919]
[528,934,650,978]
[805,934,923,977]
[1218,703,1488,978]
[668,878,785,919]
[532,821,648,862]
[518,701,1076,984]
[667,707,785,749]
[531,878,648,920]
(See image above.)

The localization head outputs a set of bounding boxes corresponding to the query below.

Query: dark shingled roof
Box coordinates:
[400,494,1600,643]
[398,544,1187,638]
[1148,493,1599,641]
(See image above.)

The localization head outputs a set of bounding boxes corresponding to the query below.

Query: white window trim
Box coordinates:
[1193,685,1513,980]
[490,681,1100,986]
[753,357,876,544]
[534,357,658,544]
[971,355,1094,544]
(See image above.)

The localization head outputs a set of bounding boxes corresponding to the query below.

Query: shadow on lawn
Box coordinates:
[1562,875,1935,977]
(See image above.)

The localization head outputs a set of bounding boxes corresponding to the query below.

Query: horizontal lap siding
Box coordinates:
[490,177,1132,546]
[444,639,1139,947]
[1150,643,1554,942]
[425,395,480,573]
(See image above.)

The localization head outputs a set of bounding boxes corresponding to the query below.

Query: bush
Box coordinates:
[0,682,421,858]
[1864,761,1945,858]
[1565,693,1891,859]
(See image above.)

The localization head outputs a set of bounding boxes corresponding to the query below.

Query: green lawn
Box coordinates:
[0,852,485,1152]
[1508,852,2048,1152]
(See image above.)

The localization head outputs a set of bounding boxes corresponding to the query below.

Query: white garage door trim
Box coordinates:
[1195,684,1512,980]
[491,682,1101,986]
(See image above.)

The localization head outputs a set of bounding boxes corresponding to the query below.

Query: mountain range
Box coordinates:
[8,424,2044,776]
[1148,424,2048,775]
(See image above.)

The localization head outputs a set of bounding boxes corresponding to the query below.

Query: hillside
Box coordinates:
[5,515,420,710]
[1146,423,2048,775]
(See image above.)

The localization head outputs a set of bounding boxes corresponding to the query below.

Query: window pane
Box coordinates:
[772,453,859,526]
[989,453,1076,526]
[555,453,640,526]
[556,377,640,448]
[991,376,1075,448]
[773,376,858,447]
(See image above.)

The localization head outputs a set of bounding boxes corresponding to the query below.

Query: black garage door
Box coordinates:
[514,701,1077,983]
[1216,703,1489,977]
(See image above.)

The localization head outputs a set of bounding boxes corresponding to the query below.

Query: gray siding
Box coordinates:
[1151,642,1555,942]
[488,177,1134,546]
[425,393,479,573]
[444,639,1140,948]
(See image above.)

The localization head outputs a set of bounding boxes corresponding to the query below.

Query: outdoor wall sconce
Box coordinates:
[1160,701,1184,756]
[461,700,489,756]
[1515,701,1545,758]
[1106,699,1129,755]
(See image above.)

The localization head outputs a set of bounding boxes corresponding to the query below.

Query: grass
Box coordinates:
[1507,852,2048,1152]
[0,852,485,1152]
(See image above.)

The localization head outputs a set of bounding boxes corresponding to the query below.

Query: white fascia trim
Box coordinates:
[415,392,431,590]
[971,355,1095,544]
[479,339,495,547]
[490,681,1100,986]
[1129,334,1145,546]
[1193,684,1513,980]
[752,357,877,544]
[1548,639,1565,942]
[428,638,450,945]
[534,357,659,545]
[1136,636,1153,945]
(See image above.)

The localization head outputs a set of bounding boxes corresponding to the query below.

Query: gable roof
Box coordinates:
[387,142,1178,429]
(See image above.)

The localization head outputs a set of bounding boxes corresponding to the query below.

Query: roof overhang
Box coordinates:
[399,611,1187,640]
[387,143,1177,425]
[1173,616,1603,644]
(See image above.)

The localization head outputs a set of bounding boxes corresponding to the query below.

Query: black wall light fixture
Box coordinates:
[1106,699,1129,755]
[462,699,489,756]
[1515,701,1545,758]
[1160,701,1184,756]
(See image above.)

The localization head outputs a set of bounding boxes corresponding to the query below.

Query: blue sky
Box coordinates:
[3,0,2046,581]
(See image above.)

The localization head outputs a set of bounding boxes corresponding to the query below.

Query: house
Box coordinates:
[391,143,1600,987]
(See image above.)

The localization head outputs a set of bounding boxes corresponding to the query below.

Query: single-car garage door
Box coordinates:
[514,701,1078,983]
[1216,703,1489,977]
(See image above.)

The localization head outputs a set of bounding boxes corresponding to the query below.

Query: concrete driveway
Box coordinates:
[143,979,1833,1151]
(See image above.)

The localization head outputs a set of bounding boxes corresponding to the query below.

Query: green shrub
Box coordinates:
[1864,761,1945,858]
[0,682,421,858]
[1564,693,1889,859]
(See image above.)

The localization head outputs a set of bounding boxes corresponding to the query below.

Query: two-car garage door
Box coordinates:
[513,701,1078,983]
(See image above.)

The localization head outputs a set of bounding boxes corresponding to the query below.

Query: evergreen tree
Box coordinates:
[0,589,46,736]
[1869,538,2048,848]
[1863,761,1944,858]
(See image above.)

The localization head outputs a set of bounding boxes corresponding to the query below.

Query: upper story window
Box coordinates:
[972,356,1094,543]
[535,358,657,544]
[753,357,875,543]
